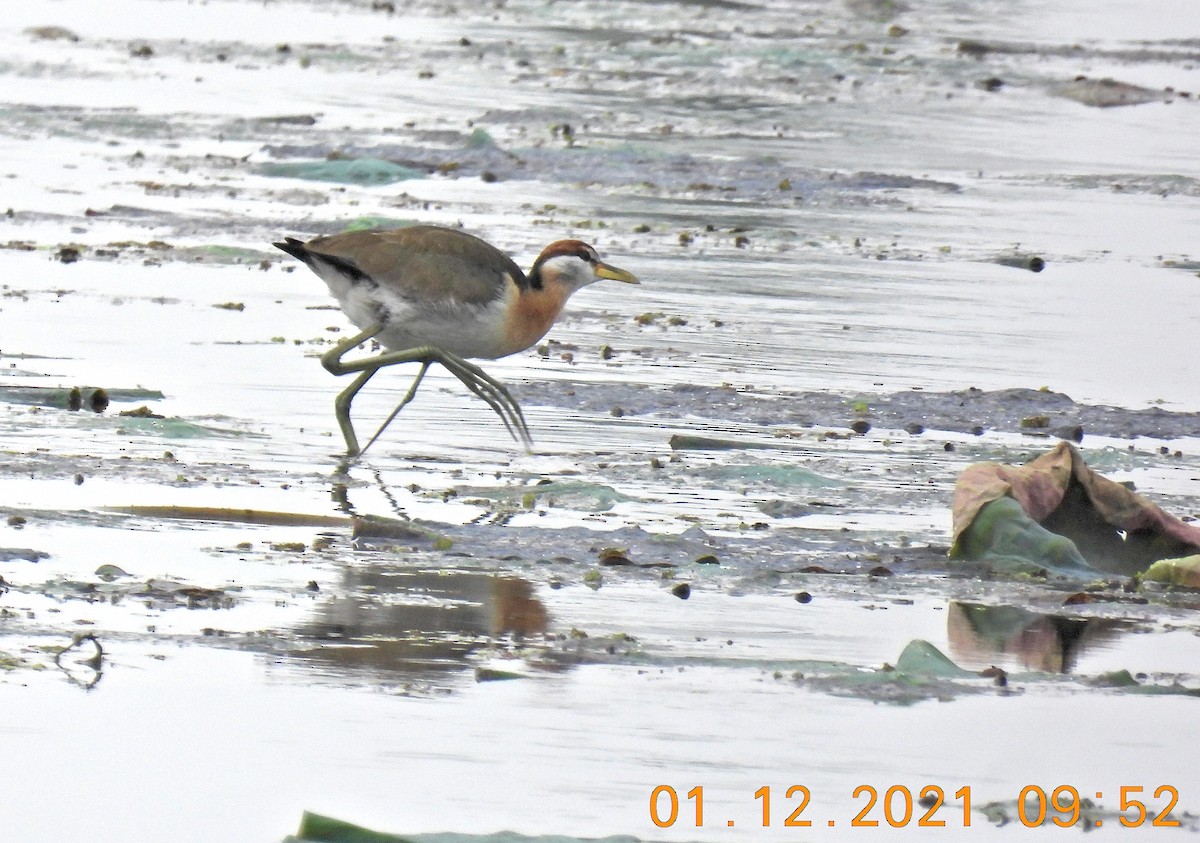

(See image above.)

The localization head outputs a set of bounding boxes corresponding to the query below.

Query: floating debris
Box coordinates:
[95,564,132,582]
[1051,76,1176,108]
[118,406,165,419]
[992,253,1045,272]
[107,506,350,528]
[0,385,159,409]
[0,547,48,562]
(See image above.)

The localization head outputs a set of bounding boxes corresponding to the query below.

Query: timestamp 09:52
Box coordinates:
[650,784,1183,830]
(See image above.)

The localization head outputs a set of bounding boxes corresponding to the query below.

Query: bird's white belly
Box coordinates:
[332,276,511,360]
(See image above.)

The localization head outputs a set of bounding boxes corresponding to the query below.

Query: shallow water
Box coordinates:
[2,1,1200,841]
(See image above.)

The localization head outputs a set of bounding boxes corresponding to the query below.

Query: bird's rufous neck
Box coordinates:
[503,283,571,355]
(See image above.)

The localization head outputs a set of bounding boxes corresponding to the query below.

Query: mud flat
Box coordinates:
[2,0,1200,841]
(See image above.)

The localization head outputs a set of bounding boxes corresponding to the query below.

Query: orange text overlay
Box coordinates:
[649,784,1182,830]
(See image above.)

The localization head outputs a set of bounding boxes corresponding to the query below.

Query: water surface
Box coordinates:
[2,1,1200,840]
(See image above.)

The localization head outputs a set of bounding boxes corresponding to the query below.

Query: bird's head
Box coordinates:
[529,240,639,294]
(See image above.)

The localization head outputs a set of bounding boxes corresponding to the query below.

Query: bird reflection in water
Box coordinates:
[947,602,1131,674]
[287,567,548,689]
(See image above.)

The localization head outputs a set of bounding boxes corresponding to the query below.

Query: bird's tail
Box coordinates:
[273,237,310,262]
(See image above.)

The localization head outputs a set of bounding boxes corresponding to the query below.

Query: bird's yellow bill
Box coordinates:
[594,261,640,284]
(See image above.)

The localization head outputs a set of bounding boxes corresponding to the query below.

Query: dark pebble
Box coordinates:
[943,442,955,452]
[958,40,991,58]
[90,388,110,413]
[850,419,871,434]
[1053,424,1084,443]
[671,583,691,600]
[904,422,925,435]
[794,591,812,604]
[867,565,893,577]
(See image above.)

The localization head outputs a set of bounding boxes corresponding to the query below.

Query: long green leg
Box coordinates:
[332,368,378,456]
[321,325,385,376]
[321,325,385,455]
[359,360,432,455]
[318,323,533,456]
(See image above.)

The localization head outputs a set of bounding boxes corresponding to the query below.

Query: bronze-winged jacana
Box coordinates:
[274,225,639,456]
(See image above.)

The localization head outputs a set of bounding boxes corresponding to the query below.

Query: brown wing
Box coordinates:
[302,225,527,306]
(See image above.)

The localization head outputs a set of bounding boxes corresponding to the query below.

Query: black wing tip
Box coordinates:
[276,238,370,284]
[273,237,309,261]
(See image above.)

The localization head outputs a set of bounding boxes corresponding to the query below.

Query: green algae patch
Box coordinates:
[290,811,655,842]
[259,158,424,186]
[340,216,420,232]
[465,127,497,149]
[292,812,414,843]
[113,415,245,439]
[0,650,35,671]
[893,639,972,678]
[700,463,839,488]
[1089,669,1139,688]
[792,666,981,705]
[457,481,635,513]
[475,666,524,682]
[179,244,270,262]
[1141,554,1200,588]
